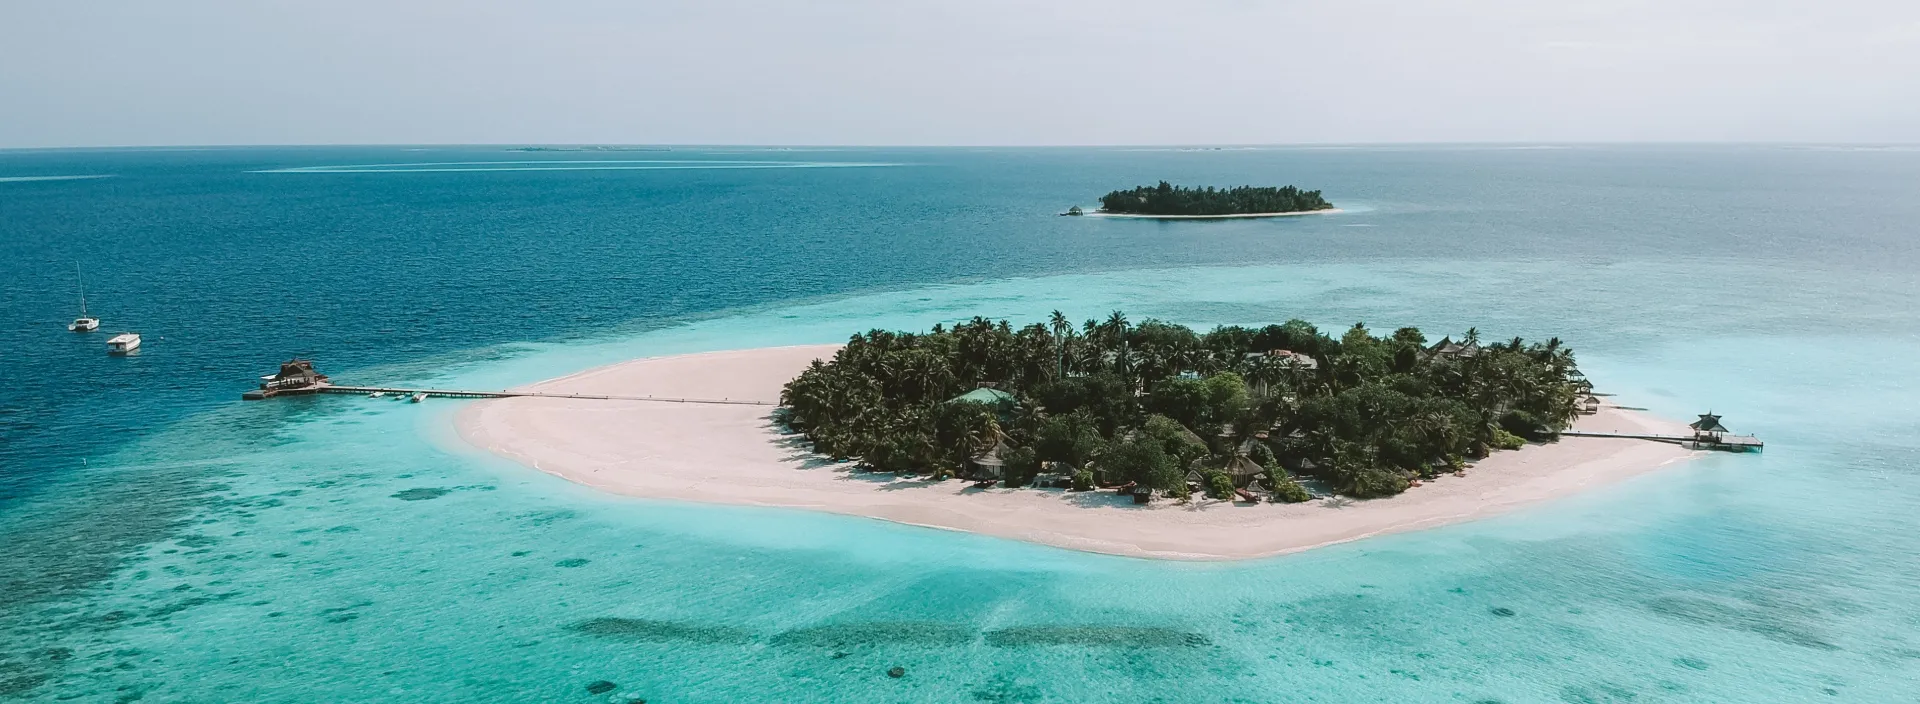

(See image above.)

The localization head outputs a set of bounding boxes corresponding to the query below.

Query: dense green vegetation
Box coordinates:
[1097,182,1332,216]
[779,313,1584,502]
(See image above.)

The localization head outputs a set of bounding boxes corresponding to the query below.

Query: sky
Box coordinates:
[2,0,1917,147]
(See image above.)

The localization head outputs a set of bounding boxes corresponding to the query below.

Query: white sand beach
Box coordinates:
[1084,208,1342,219]
[456,345,1698,560]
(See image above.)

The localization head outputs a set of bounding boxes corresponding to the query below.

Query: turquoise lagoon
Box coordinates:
[2,147,1917,702]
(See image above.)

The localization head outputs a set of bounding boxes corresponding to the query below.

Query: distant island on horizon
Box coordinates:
[1068,181,1334,218]
[505,145,673,152]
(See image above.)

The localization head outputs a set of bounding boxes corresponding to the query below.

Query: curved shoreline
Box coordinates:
[1084,208,1342,219]
[455,345,1698,561]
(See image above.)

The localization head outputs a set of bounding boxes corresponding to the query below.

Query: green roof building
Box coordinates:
[947,386,1017,406]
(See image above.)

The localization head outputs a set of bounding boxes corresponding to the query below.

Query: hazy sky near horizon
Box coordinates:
[3,1,1917,147]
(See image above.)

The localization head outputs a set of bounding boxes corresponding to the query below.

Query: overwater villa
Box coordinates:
[242,359,331,399]
[1688,413,1764,452]
[264,359,329,390]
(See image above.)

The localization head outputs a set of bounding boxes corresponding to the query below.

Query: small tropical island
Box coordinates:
[780,314,1582,503]
[460,315,1693,560]
[1071,181,1335,218]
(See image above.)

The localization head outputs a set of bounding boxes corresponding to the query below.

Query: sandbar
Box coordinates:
[456,345,1696,560]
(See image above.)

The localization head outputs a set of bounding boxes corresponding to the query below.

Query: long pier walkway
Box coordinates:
[246,383,774,406]
[1561,430,1763,452]
[1561,430,1687,442]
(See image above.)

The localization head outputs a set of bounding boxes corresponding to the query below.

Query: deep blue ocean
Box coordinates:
[2,146,1918,702]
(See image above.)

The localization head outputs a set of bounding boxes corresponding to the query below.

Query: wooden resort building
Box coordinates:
[947,384,1019,422]
[1425,337,1482,360]
[1243,349,1319,371]
[1221,453,1267,488]
[1688,413,1764,452]
[948,385,1017,407]
[242,359,331,400]
[946,385,1021,481]
[1190,449,1270,489]
[967,431,1012,481]
[1689,413,1729,439]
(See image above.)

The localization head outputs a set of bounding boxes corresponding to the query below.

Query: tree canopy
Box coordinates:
[1097,182,1332,216]
[779,314,1584,501]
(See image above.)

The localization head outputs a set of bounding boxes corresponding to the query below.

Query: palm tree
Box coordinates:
[1102,311,1130,382]
[1050,310,1071,378]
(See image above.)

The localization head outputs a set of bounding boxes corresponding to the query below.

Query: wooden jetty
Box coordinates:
[240,358,773,406]
[1560,413,1763,453]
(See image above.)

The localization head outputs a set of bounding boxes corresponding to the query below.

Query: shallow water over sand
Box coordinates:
[0,260,1910,701]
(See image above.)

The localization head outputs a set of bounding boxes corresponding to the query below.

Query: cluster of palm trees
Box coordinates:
[1096,182,1333,216]
[778,312,1585,500]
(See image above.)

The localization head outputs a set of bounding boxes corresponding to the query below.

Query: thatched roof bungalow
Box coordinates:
[260,359,329,390]
[968,431,1012,480]
[1425,337,1482,360]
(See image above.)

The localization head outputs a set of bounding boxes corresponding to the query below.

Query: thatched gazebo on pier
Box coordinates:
[1689,413,1730,443]
[262,359,329,390]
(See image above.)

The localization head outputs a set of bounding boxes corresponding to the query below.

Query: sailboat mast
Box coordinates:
[75,262,88,316]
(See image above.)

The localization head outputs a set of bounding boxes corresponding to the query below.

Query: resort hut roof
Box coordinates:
[1185,470,1205,484]
[1270,349,1319,370]
[1689,413,1729,434]
[971,432,1013,468]
[948,386,1017,406]
[1426,337,1482,359]
[1123,422,1208,449]
[1222,454,1265,480]
[1175,423,1208,448]
[263,359,330,389]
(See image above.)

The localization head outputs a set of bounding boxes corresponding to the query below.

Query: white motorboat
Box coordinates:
[69,262,99,332]
[106,333,141,355]
[409,392,428,403]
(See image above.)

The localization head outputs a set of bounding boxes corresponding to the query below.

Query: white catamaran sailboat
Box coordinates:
[68,262,99,332]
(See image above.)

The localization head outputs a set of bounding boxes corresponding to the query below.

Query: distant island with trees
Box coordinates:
[1073,182,1335,218]
[779,314,1585,505]
[505,146,672,152]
